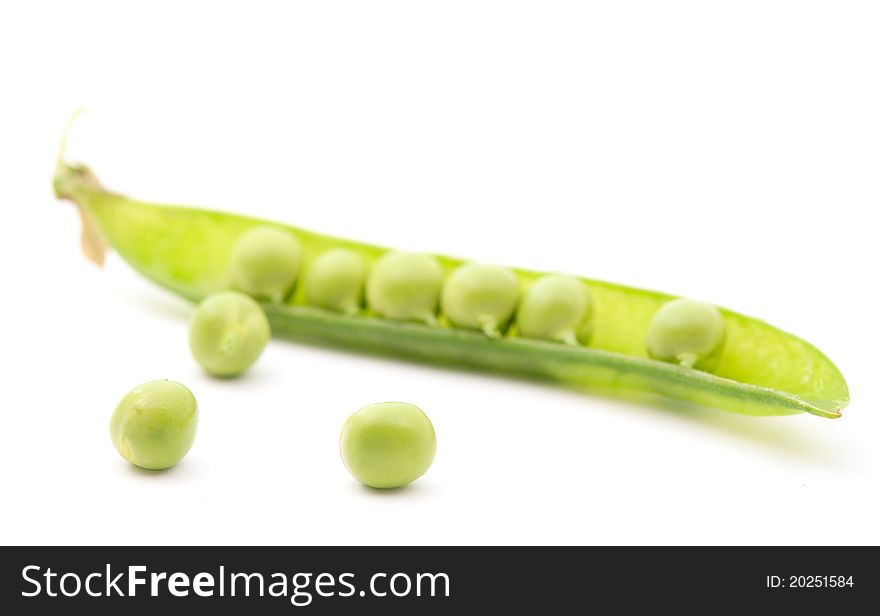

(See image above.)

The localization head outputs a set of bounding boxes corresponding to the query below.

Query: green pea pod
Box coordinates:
[53,152,849,419]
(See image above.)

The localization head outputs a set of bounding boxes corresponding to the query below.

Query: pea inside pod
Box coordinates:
[441,263,519,337]
[517,274,593,345]
[646,298,726,370]
[228,225,302,304]
[366,251,444,324]
[304,248,366,314]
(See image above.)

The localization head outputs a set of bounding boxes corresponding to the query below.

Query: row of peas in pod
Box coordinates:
[225,226,595,342]
[212,225,726,374]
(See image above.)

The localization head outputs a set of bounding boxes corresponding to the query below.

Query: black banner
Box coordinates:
[0,547,875,613]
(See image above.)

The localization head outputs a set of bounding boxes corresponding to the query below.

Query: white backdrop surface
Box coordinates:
[0,1,877,545]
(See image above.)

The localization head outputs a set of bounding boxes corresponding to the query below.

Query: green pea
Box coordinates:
[366,251,443,323]
[441,263,519,337]
[110,380,198,470]
[304,248,366,314]
[645,298,726,370]
[340,402,436,489]
[188,291,271,377]
[228,225,302,303]
[517,274,592,344]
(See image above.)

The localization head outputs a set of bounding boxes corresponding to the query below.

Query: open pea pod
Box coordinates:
[53,156,849,418]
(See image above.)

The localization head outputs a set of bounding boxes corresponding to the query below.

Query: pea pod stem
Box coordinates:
[478,316,502,339]
[678,353,698,369]
[52,140,849,419]
[557,329,578,346]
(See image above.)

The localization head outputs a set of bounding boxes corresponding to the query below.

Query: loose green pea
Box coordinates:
[304,248,366,314]
[366,251,443,323]
[110,380,198,470]
[228,225,302,303]
[517,274,592,344]
[645,298,726,370]
[340,402,436,489]
[441,263,519,337]
[189,291,271,377]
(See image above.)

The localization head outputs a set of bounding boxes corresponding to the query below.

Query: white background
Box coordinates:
[1,1,877,546]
